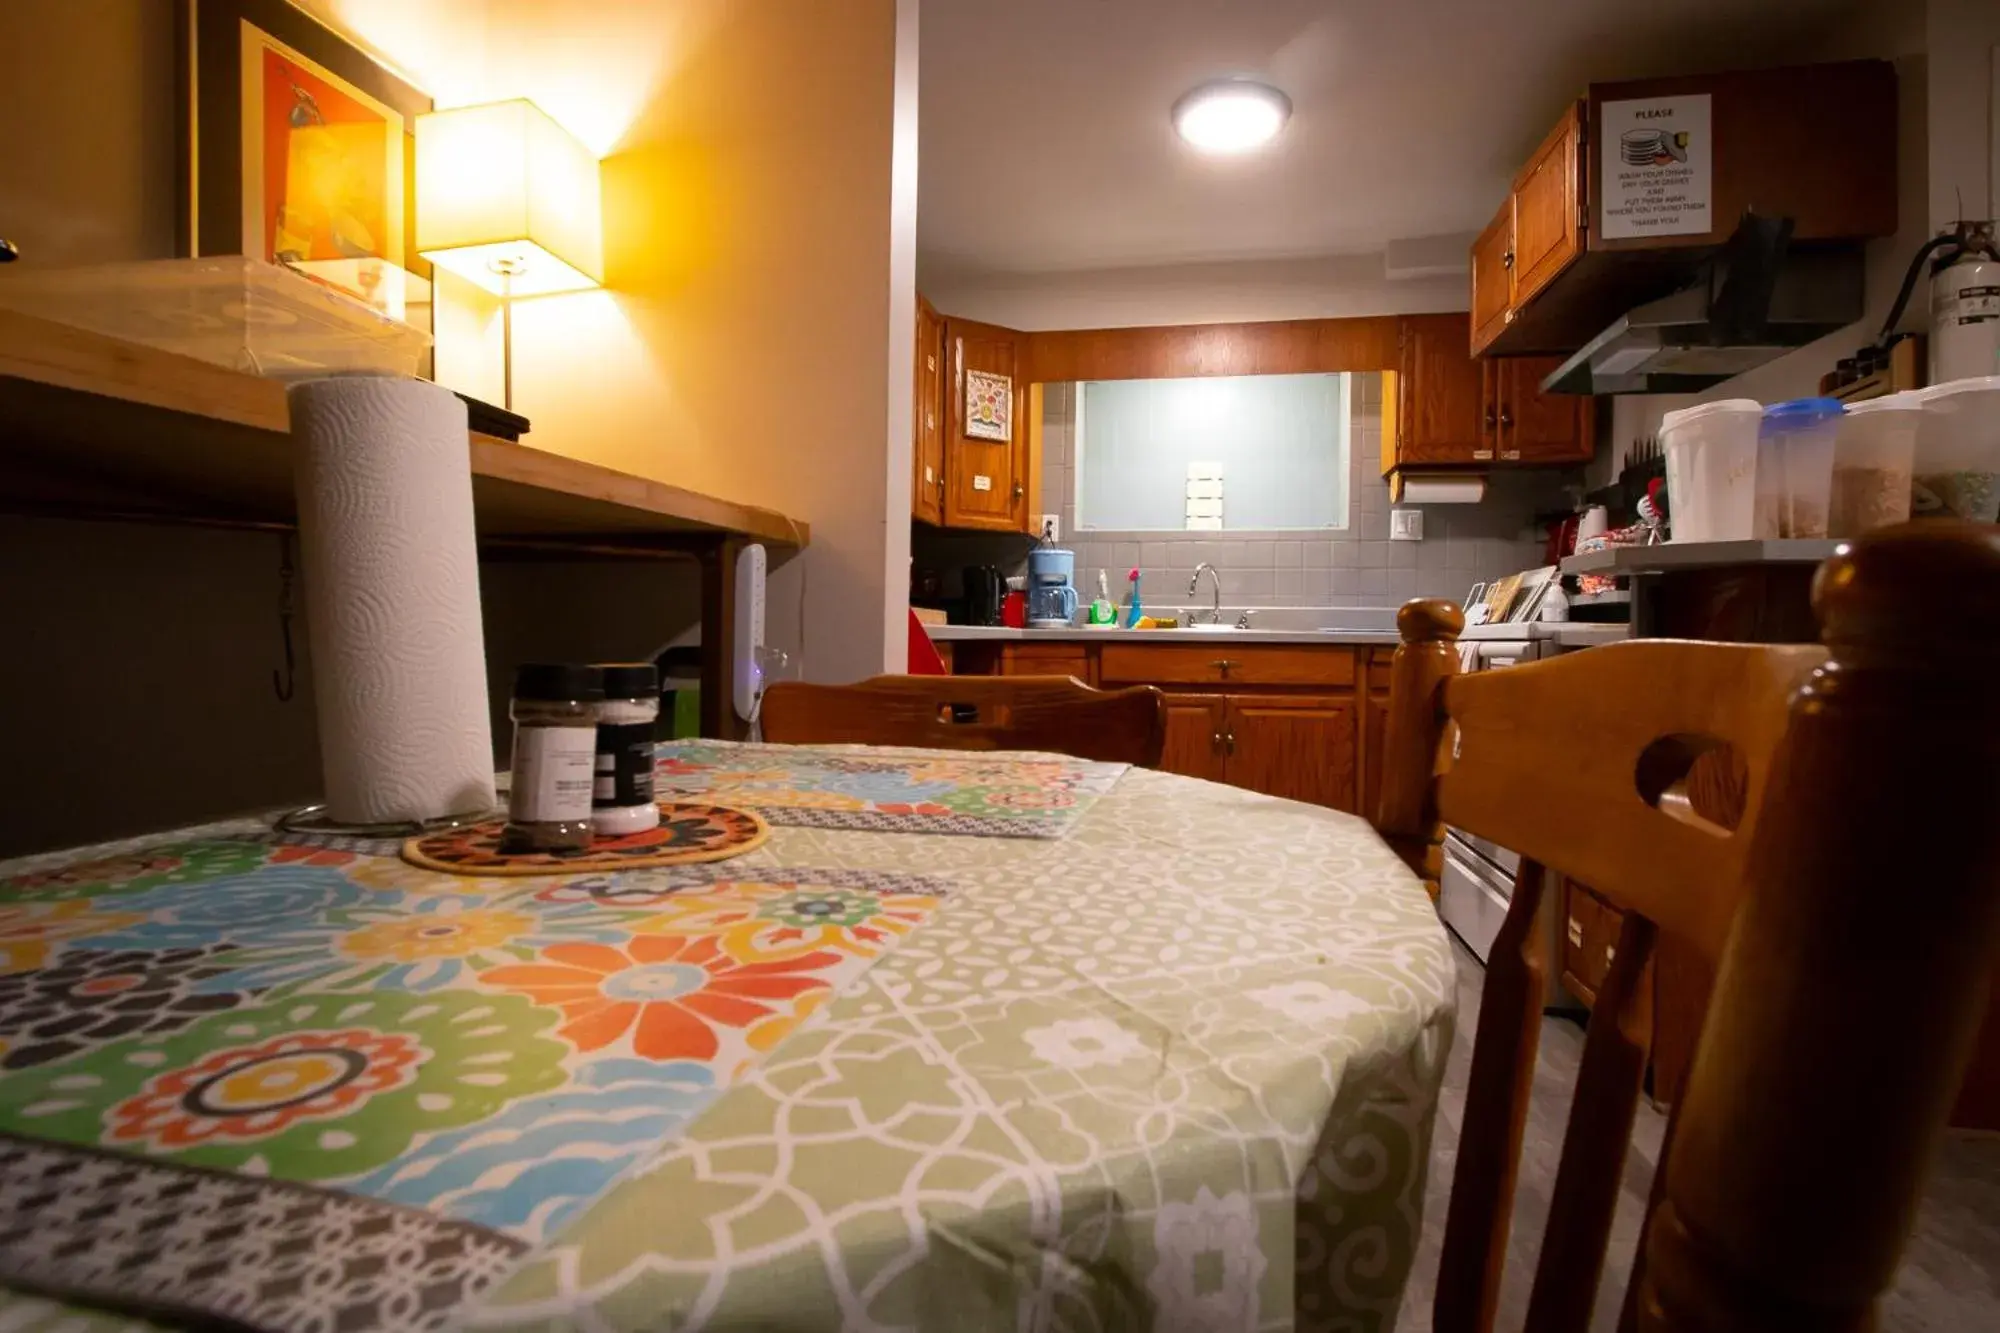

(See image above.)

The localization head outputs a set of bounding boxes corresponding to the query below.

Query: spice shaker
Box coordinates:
[505,664,604,851]
[592,663,661,837]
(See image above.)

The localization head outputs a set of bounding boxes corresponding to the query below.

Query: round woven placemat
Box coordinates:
[401,801,768,876]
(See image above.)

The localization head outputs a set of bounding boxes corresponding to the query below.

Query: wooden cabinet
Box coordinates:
[1225,695,1356,811]
[943,315,1029,531]
[1490,356,1593,463]
[1469,64,1896,356]
[912,297,945,525]
[1469,202,1515,352]
[1161,693,1228,784]
[1383,313,1487,468]
[1383,314,1593,473]
[1360,687,1390,827]
[1509,105,1585,314]
[977,639,1372,815]
[910,303,1040,534]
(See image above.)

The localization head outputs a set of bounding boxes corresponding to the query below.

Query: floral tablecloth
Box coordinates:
[0,745,1455,1333]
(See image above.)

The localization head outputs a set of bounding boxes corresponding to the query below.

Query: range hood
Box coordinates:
[1543,215,1865,394]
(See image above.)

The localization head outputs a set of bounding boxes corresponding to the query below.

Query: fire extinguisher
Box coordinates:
[1874,221,2000,384]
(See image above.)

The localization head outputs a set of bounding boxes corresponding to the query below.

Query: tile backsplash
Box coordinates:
[912,373,1574,612]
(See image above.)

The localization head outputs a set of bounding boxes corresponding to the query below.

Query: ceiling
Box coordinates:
[917,0,1869,285]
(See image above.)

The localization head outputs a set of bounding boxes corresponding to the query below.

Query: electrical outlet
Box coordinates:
[1389,508,1424,541]
[1039,514,1060,543]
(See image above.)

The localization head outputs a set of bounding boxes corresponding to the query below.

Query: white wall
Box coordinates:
[1926,0,1999,227]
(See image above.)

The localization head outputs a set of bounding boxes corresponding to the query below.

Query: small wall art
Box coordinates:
[964,369,1012,442]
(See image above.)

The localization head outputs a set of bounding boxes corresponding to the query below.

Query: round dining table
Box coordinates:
[0,741,1456,1333]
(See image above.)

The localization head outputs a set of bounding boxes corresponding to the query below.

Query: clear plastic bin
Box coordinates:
[0,256,431,379]
[1914,376,2000,521]
[1755,398,1842,539]
[1661,399,1761,542]
[1830,391,1920,535]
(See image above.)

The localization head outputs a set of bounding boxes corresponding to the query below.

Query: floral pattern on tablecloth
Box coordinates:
[0,827,955,1331]
[651,740,1128,838]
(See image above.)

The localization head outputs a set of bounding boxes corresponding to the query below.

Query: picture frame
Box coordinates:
[965,368,1013,442]
[174,0,432,320]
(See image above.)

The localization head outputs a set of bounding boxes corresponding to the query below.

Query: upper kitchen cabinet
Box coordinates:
[940,314,1040,533]
[912,297,945,526]
[1383,313,1486,467]
[1508,104,1586,315]
[1382,314,1591,472]
[1468,61,1897,359]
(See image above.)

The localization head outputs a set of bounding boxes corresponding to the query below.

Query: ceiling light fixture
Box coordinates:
[1172,79,1291,155]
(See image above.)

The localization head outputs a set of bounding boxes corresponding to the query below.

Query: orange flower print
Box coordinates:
[108,1029,423,1149]
[265,845,356,869]
[482,935,837,1062]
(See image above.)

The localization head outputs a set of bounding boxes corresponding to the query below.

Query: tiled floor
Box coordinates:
[1394,938,2000,1331]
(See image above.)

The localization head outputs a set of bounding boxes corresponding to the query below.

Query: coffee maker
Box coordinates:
[1025,547,1078,627]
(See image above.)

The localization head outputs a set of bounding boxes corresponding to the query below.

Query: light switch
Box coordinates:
[1390,508,1424,541]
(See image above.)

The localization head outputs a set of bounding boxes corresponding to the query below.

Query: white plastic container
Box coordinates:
[1754,398,1843,539]
[1914,376,2000,521]
[1661,399,1762,542]
[1829,391,1921,535]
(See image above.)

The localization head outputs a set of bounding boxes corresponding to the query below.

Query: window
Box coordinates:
[1074,372,1349,532]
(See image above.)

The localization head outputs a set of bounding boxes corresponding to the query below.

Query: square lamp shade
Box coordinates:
[416,99,602,298]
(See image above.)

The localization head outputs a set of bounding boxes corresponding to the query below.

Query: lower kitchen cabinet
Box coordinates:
[1160,693,1228,784]
[1225,695,1356,810]
[968,639,1380,815]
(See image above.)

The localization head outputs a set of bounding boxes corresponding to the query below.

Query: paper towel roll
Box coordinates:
[290,376,496,824]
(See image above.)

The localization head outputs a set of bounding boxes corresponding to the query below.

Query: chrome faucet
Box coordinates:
[1189,563,1224,624]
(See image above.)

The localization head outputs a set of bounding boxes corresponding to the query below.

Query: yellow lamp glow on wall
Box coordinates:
[416,99,602,406]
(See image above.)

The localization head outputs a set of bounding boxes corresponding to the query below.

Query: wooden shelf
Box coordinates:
[0,308,808,552]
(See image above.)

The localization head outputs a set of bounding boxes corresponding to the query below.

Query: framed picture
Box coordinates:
[175,0,431,316]
[965,369,1013,442]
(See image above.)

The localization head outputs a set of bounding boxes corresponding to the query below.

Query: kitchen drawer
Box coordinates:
[1098,643,1356,688]
[1000,644,1095,684]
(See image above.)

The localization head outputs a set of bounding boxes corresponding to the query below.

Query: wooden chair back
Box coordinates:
[1375,522,2000,1333]
[759,674,1167,767]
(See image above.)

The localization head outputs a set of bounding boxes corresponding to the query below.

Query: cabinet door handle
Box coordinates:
[1011,480,1024,499]
[1210,659,1240,677]
[1223,730,1236,756]
[1502,249,1515,270]
[1484,407,1497,432]
[1500,410,1514,430]
[1211,731,1225,753]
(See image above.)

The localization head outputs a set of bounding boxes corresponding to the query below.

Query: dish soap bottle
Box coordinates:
[1122,567,1144,629]
[1089,569,1116,625]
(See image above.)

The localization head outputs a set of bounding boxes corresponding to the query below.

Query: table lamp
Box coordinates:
[416,99,602,409]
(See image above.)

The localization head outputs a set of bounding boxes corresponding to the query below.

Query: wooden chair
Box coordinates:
[759,673,1167,767]
[1374,522,2000,1333]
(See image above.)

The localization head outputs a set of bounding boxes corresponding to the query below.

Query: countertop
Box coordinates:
[1559,539,1843,576]
[926,624,1407,645]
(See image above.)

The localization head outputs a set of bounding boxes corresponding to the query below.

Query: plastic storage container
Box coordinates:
[0,256,431,378]
[1829,391,1921,535]
[1913,376,2000,521]
[1661,399,1762,542]
[1754,398,1842,539]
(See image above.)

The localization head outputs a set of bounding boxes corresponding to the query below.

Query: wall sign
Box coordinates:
[1600,94,1712,240]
